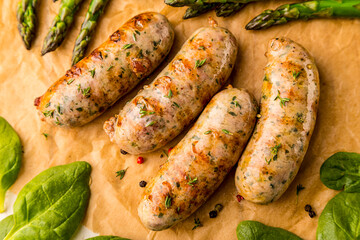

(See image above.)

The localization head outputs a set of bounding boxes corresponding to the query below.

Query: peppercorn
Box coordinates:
[120,149,128,155]
[137,156,144,164]
[309,210,316,218]
[139,180,147,188]
[305,204,312,212]
[209,210,217,218]
[215,204,223,212]
[236,194,244,202]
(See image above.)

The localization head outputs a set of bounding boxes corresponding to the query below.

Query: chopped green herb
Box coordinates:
[42,133,48,139]
[135,30,140,35]
[123,43,133,49]
[55,117,62,125]
[56,105,61,114]
[192,218,202,230]
[265,144,282,165]
[199,46,205,50]
[146,121,156,127]
[222,129,233,135]
[158,213,164,218]
[263,75,269,81]
[165,195,172,209]
[274,90,290,107]
[132,33,137,41]
[67,79,74,85]
[89,69,95,78]
[138,49,143,58]
[296,112,304,123]
[116,167,128,180]
[204,130,212,135]
[76,107,83,112]
[231,97,241,108]
[165,89,173,99]
[139,106,155,118]
[81,87,91,98]
[107,65,113,71]
[45,102,50,108]
[292,71,301,79]
[172,102,180,108]
[228,111,237,116]
[126,52,130,57]
[162,149,168,157]
[153,40,161,48]
[187,176,198,186]
[195,59,206,69]
[296,184,305,196]
[43,110,54,118]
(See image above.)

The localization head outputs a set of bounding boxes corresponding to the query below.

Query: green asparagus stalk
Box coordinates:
[165,0,258,7]
[71,0,110,65]
[41,0,85,55]
[246,0,360,30]
[183,3,218,19]
[215,2,246,17]
[16,0,39,49]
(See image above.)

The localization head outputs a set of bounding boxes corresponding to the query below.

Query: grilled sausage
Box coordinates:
[138,87,258,231]
[235,37,320,204]
[104,26,237,154]
[34,12,174,127]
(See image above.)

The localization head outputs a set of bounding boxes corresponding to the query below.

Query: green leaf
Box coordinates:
[320,152,360,192]
[316,192,360,240]
[236,221,302,240]
[0,215,14,239]
[4,161,91,240]
[86,236,130,240]
[0,117,22,213]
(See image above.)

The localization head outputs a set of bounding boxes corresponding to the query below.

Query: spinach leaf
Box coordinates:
[320,152,360,192]
[4,161,91,240]
[236,221,302,240]
[0,117,22,213]
[316,192,360,240]
[86,236,130,240]
[0,215,13,240]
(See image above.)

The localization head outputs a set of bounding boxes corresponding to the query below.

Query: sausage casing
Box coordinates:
[104,26,238,154]
[235,37,320,204]
[138,87,258,231]
[34,12,174,127]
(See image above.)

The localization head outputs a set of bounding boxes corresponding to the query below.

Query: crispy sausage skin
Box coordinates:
[235,37,320,204]
[34,12,174,127]
[104,26,238,154]
[138,87,258,231]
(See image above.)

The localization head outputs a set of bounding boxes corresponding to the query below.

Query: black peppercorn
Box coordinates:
[309,210,316,218]
[305,204,312,212]
[139,180,147,188]
[120,149,128,155]
[209,210,217,218]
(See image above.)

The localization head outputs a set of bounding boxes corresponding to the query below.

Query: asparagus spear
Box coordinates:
[71,0,110,65]
[41,0,85,55]
[216,2,246,17]
[246,0,360,30]
[165,0,258,7]
[183,3,218,19]
[16,0,39,49]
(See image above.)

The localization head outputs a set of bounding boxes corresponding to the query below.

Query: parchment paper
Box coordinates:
[1,0,360,239]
